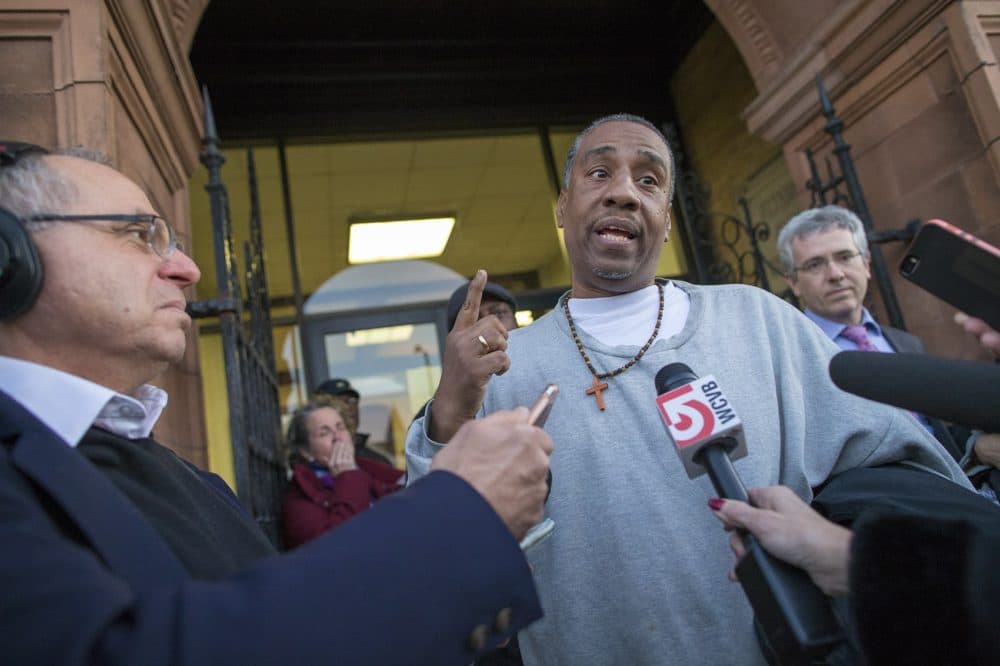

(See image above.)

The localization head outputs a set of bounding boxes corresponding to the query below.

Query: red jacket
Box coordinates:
[281,458,404,549]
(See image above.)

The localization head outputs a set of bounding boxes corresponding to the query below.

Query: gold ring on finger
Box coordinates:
[476,334,491,354]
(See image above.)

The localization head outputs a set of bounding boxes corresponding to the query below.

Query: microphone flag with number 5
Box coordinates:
[655,373,748,479]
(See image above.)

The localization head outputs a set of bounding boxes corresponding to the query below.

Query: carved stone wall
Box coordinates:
[704,0,845,90]
[670,21,792,289]
[0,0,208,461]
[6,0,999,470]
[168,0,209,53]
[708,0,1000,359]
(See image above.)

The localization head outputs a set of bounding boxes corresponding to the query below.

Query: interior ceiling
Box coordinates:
[187,131,584,301]
[187,1,713,303]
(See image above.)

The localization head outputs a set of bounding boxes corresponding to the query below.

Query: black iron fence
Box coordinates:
[188,88,286,548]
[673,78,913,324]
[665,123,792,302]
[803,78,909,329]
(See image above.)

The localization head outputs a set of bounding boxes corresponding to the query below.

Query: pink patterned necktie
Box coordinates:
[839,324,878,352]
[841,324,933,430]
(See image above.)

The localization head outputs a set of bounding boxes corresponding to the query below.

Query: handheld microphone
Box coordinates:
[654,363,749,498]
[654,363,844,663]
[829,351,1000,432]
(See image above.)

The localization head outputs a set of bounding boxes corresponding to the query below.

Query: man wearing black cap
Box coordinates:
[314,377,394,466]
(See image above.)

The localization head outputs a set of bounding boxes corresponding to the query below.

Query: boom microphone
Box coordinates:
[654,363,844,663]
[829,351,1000,432]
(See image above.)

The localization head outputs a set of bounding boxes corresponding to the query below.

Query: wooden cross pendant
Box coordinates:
[586,375,609,411]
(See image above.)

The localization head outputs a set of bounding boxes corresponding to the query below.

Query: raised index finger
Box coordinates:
[452,269,487,331]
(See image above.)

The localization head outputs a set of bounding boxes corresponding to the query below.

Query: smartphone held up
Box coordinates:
[899,219,1000,331]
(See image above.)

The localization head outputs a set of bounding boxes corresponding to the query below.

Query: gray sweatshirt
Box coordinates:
[407,281,970,665]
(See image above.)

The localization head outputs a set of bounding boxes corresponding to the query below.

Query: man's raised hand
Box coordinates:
[428,269,511,442]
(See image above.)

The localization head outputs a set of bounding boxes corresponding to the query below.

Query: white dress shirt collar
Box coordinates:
[0,356,167,446]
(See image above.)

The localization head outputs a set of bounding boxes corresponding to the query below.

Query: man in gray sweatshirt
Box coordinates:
[406,114,970,664]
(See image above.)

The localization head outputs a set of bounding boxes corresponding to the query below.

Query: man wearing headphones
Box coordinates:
[0,143,553,664]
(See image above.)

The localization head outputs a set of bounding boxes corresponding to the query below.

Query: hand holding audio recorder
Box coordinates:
[520,384,558,552]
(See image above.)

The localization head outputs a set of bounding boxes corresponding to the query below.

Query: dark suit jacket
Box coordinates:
[0,391,541,665]
[882,325,967,461]
[880,324,923,355]
[813,464,1000,664]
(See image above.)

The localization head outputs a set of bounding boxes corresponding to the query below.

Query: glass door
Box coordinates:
[302,305,448,467]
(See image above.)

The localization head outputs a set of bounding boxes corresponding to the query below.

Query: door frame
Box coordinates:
[300,299,451,397]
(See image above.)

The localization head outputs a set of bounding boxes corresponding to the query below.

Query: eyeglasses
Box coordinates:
[24,213,180,259]
[793,251,864,276]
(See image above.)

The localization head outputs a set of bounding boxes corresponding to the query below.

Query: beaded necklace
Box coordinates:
[561,281,665,411]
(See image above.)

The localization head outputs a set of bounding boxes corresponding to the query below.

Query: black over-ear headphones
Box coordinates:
[0,141,49,321]
[0,207,43,320]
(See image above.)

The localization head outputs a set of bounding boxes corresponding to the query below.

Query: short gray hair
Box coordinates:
[562,113,676,203]
[0,147,110,226]
[777,205,869,274]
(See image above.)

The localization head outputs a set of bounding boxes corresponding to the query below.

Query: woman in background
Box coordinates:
[281,398,403,548]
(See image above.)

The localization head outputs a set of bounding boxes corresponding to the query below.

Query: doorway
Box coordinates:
[299,259,466,464]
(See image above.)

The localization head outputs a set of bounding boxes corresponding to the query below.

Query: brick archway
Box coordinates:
[704,0,1000,359]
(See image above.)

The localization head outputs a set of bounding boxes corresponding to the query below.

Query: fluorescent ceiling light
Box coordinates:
[349,216,455,264]
[345,324,415,347]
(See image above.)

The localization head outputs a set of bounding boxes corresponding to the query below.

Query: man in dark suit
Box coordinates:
[0,143,552,664]
[777,205,993,479]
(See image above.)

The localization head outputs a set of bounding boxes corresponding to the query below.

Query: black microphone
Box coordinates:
[654,363,844,663]
[829,351,1000,432]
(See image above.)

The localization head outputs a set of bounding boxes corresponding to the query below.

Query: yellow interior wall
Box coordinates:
[191,138,578,473]
[198,332,236,488]
[657,232,686,276]
[538,226,570,288]
[198,324,306,490]
[670,22,782,217]
[669,21,795,285]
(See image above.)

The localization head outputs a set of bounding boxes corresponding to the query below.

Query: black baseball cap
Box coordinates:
[446,281,518,330]
[315,377,359,399]
[0,141,48,168]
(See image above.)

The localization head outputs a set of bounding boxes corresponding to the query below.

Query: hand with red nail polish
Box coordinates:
[708,486,852,597]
